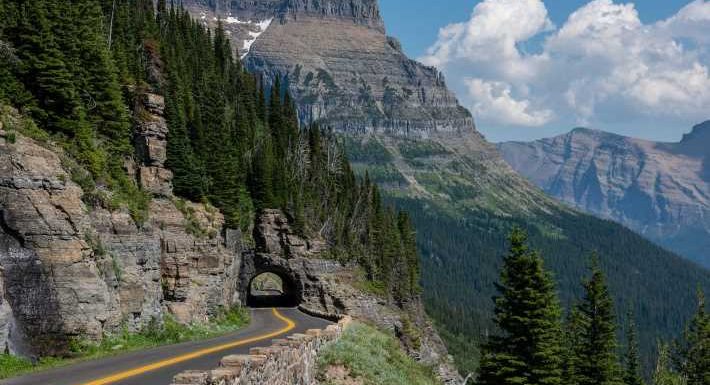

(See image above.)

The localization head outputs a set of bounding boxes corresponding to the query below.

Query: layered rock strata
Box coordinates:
[498,123,710,267]
[0,97,241,356]
[183,0,472,138]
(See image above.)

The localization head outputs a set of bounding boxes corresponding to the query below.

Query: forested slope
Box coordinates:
[0,0,421,357]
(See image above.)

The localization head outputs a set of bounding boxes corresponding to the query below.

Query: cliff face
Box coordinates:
[0,98,243,356]
[182,0,555,216]
[185,0,472,137]
[498,123,710,268]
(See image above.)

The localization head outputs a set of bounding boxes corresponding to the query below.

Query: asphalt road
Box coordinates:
[2,308,331,385]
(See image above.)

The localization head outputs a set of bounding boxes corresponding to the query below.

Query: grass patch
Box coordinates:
[72,306,249,357]
[174,198,211,238]
[0,355,34,379]
[318,323,439,385]
[352,267,387,298]
[0,306,250,380]
[341,136,393,165]
[352,164,406,185]
[398,140,450,159]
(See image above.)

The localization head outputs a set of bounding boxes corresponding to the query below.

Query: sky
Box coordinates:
[380,0,710,142]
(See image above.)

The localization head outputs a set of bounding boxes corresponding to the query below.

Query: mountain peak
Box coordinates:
[568,127,620,140]
[285,0,384,29]
[682,120,710,142]
[679,120,710,155]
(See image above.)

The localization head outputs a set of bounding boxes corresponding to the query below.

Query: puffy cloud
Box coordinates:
[421,0,710,132]
[659,0,710,44]
[421,0,552,80]
[464,78,554,126]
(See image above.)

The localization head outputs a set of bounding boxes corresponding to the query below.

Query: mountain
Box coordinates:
[498,123,710,268]
[181,0,710,372]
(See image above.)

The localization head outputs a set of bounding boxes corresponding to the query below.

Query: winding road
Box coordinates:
[2,308,331,385]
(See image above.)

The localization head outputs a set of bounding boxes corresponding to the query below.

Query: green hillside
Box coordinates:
[345,134,710,374]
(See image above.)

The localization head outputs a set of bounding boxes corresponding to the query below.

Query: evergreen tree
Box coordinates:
[653,344,685,385]
[13,0,84,136]
[677,290,710,385]
[66,0,132,156]
[478,228,563,385]
[624,312,646,385]
[563,308,584,385]
[576,257,623,385]
[397,211,420,297]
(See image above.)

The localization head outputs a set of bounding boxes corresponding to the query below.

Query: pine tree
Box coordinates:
[563,308,584,385]
[653,344,685,385]
[164,61,204,200]
[13,0,83,136]
[478,228,563,385]
[576,257,623,385]
[397,211,420,297]
[677,290,710,385]
[66,0,132,156]
[624,312,646,385]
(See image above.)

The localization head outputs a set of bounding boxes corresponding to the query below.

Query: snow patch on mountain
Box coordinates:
[213,16,273,58]
[241,19,273,58]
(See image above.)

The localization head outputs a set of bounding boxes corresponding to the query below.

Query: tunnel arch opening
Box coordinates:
[246,269,301,308]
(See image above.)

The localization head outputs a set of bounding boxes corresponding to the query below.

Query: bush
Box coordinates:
[0,355,33,379]
[318,323,439,385]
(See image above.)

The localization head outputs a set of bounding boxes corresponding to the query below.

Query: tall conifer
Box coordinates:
[478,228,563,385]
[576,258,623,385]
[624,312,646,385]
[678,290,709,385]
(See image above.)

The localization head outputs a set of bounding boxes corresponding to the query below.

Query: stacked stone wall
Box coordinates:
[171,316,352,385]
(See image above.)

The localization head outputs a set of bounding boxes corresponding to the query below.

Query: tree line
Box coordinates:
[0,0,420,303]
[477,228,709,385]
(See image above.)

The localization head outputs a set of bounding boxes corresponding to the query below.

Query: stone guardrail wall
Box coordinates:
[171,316,352,385]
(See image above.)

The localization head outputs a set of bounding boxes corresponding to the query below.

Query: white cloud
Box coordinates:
[421,0,552,81]
[659,0,710,44]
[465,78,554,126]
[421,0,710,131]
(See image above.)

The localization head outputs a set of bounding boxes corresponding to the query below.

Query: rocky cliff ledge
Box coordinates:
[0,97,241,356]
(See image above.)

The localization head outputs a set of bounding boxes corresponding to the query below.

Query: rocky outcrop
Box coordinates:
[243,209,461,384]
[498,123,710,268]
[245,16,471,137]
[254,209,325,258]
[171,316,352,385]
[0,97,241,357]
[182,0,472,138]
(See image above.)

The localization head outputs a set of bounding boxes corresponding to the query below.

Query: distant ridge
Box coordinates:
[499,123,710,268]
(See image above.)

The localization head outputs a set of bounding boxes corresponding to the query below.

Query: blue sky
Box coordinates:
[379,0,709,142]
[381,0,691,58]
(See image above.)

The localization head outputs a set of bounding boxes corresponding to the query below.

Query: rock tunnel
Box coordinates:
[240,253,303,308]
[246,268,301,308]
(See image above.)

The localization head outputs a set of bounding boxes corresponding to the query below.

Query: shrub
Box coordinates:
[318,323,439,385]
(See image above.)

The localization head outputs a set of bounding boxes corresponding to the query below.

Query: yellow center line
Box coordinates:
[77,308,296,385]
